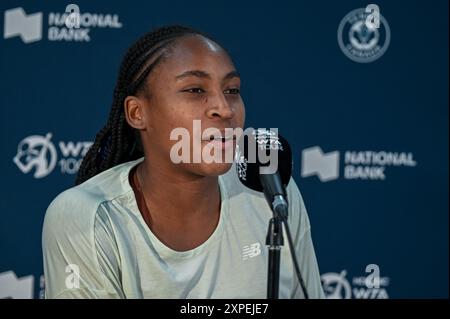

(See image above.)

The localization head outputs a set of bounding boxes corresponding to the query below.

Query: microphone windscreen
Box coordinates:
[235,129,292,192]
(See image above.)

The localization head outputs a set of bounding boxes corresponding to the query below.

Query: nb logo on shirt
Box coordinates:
[242,243,261,260]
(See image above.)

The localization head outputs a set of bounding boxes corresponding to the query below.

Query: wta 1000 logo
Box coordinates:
[13,133,92,179]
[321,264,390,299]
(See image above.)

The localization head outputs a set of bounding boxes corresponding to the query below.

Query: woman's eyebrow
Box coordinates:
[223,70,240,81]
[176,70,211,80]
[175,70,240,81]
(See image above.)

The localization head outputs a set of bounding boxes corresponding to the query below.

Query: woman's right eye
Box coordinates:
[183,88,205,94]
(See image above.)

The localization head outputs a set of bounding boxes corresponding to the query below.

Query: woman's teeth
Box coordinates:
[209,136,233,141]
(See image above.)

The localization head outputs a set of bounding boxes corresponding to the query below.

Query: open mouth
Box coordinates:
[207,135,236,142]
[202,132,237,142]
[201,134,237,151]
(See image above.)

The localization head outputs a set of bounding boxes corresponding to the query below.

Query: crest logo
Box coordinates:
[338,6,391,63]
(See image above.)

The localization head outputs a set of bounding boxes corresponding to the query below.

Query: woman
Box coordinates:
[42,25,324,298]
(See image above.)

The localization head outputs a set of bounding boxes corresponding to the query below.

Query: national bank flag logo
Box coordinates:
[4,7,43,43]
[301,146,417,182]
[301,146,340,182]
[0,271,34,299]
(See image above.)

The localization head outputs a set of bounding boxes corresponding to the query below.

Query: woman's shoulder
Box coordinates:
[41,162,140,299]
[43,159,141,233]
[45,185,102,227]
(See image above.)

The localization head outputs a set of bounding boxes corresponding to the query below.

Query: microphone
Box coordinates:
[235,129,293,219]
[235,129,309,299]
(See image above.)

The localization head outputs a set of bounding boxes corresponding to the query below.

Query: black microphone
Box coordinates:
[235,129,309,299]
[235,129,293,219]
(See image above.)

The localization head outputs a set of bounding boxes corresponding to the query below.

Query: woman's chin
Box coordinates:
[198,162,233,177]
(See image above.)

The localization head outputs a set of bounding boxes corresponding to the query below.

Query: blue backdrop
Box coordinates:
[0,0,448,298]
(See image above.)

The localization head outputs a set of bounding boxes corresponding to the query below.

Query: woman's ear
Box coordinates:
[124,96,146,129]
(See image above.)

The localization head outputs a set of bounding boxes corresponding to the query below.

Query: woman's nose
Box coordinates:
[206,91,235,120]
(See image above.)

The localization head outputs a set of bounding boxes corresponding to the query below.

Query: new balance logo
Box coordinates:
[4,7,43,43]
[301,146,340,182]
[242,243,261,260]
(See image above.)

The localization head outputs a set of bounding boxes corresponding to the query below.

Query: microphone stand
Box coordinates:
[266,216,283,299]
[265,194,309,299]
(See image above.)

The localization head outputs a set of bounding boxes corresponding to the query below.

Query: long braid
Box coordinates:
[76,25,209,185]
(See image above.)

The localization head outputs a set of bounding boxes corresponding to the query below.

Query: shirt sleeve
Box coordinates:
[286,178,325,299]
[42,188,124,299]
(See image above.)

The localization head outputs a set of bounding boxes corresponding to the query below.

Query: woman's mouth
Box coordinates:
[202,134,236,151]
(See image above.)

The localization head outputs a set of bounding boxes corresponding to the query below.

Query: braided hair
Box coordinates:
[76,25,213,185]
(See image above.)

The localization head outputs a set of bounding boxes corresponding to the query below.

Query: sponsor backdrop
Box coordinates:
[0,0,448,298]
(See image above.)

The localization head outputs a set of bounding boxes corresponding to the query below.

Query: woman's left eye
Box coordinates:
[224,88,240,94]
[183,88,205,93]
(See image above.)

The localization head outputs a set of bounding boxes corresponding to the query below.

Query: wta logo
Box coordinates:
[13,133,92,179]
[321,265,390,299]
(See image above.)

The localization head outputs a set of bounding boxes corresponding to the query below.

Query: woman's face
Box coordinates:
[134,34,245,178]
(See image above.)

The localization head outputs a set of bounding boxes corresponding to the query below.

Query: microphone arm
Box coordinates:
[259,170,289,220]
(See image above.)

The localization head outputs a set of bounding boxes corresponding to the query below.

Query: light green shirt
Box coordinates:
[42,158,324,299]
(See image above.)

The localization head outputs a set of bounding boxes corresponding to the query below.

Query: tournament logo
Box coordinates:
[337,5,391,63]
[321,270,352,299]
[13,132,92,179]
[321,265,390,299]
[13,133,57,179]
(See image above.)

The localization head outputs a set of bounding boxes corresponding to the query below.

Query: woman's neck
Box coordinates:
[132,158,222,251]
[136,158,221,223]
